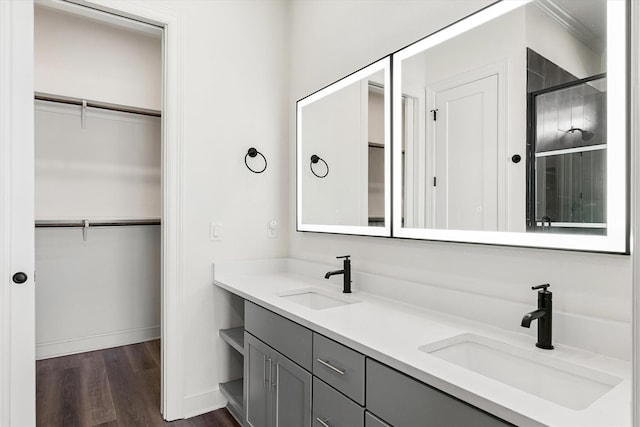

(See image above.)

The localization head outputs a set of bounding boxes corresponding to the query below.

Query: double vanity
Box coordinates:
[213,258,630,427]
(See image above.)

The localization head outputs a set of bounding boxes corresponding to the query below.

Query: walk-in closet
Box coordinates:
[34,2,164,424]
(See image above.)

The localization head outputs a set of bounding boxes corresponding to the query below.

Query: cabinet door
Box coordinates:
[365,411,391,427]
[245,332,272,427]
[272,350,312,427]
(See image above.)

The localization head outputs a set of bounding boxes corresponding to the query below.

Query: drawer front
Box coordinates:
[313,333,365,405]
[313,377,364,427]
[245,301,313,371]
[364,412,391,427]
[366,359,512,427]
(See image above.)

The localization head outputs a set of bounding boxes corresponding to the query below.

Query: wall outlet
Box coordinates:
[267,220,277,238]
[210,222,222,241]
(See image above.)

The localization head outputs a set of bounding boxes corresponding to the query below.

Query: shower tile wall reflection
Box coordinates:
[530,68,607,235]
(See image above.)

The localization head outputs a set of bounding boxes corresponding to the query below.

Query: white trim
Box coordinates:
[0,3,15,425]
[534,0,604,54]
[403,95,418,226]
[36,326,160,360]
[359,80,369,225]
[297,57,391,236]
[57,0,185,420]
[535,144,607,157]
[392,0,627,253]
[183,388,226,419]
[631,0,640,423]
[35,0,162,37]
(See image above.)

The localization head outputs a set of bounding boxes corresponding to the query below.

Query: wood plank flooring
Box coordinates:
[36,340,240,427]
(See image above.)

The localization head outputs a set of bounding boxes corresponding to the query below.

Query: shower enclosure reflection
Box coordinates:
[528,73,607,235]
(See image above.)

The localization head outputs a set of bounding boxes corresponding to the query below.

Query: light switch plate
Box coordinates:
[210,222,222,241]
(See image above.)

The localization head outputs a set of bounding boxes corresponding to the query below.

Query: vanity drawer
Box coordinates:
[366,359,512,427]
[313,377,364,427]
[365,412,391,427]
[313,333,365,405]
[244,301,313,371]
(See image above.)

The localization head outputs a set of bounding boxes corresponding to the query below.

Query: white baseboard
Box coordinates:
[36,326,160,360]
[183,387,226,419]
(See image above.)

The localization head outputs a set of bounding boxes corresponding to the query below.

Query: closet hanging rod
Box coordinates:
[35,219,161,228]
[35,92,162,118]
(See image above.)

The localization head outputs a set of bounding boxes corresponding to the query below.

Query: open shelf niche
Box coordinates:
[214,287,245,425]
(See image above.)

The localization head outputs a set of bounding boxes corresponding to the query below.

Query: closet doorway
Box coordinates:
[33,2,167,424]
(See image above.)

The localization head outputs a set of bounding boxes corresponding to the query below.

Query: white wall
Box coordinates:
[289,0,631,353]
[301,80,365,226]
[150,0,291,415]
[35,101,161,220]
[35,4,162,110]
[35,226,160,358]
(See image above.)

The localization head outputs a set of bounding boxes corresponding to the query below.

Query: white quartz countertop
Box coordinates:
[213,259,631,427]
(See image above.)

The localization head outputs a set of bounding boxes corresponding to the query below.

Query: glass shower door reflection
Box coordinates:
[530,75,607,235]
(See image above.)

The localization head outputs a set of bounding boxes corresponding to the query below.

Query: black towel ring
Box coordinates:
[310,154,329,178]
[245,147,267,174]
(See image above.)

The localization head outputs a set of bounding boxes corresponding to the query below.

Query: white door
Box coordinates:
[432,74,498,231]
[0,1,36,426]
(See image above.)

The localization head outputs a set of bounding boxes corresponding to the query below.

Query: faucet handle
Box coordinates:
[531,283,550,293]
[336,255,350,260]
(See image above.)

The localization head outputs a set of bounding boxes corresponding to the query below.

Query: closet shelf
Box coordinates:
[36,92,161,117]
[219,327,245,356]
[35,219,161,228]
[219,379,243,423]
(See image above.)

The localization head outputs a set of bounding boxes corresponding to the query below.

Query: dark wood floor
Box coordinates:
[36,340,240,427]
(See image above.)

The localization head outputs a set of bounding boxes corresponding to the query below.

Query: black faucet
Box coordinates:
[521,284,554,350]
[324,255,351,293]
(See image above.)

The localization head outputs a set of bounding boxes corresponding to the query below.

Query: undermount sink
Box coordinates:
[278,287,359,310]
[419,333,622,410]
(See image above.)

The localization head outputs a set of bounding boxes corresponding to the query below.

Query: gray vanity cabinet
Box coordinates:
[366,359,512,427]
[240,300,511,427]
[244,332,312,427]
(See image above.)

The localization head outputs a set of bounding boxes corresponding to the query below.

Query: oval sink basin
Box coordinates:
[419,333,622,410]
[278,287,359,310]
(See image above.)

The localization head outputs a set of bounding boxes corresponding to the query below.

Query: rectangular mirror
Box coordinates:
[297,57,391,236]
[393,0,627,252]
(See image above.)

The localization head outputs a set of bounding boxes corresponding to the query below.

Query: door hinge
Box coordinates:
[433,177,437,187]
[430,109,438,121]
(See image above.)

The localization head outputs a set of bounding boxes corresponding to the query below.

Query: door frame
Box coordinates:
[0,1,35,425]
[632,1,640,426]
[0,0,186,422]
